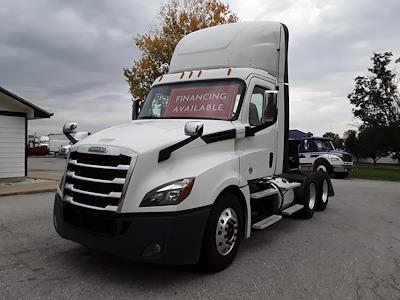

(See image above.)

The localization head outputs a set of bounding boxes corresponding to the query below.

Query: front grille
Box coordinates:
[342,153,353,162]
[67,177,124,194]
[68,163,128,181]
[69,152,131,167]
[63,149,132,209]
[64,190,120,208]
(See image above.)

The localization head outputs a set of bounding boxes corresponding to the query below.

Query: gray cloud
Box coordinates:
[0,0,160,135]
[232,0,400,135]
[0,0,399,137]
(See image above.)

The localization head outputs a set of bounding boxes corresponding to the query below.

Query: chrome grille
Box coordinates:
[69,151,131,166]
[62,147,135,211]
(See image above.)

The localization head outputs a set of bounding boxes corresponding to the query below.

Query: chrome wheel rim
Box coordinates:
[308,182,316,210]
[322,179,328,203]
[316,165,327,172]
[215,208,238,256]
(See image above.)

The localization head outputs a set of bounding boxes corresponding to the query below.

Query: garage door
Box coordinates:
[0,115,25,178]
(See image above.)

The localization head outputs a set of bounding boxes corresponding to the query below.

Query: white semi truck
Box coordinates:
[54,21,334,271]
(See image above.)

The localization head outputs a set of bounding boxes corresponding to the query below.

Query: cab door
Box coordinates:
[236,78,278,181]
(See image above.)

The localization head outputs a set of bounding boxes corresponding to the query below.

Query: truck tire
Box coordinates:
[200,192,243,272]
[296,176,317,219]
[314,160,331,174]
[335,172,349,179]
[315,172,330,211]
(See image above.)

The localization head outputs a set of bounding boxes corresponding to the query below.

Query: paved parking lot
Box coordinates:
[0,178,399,299]
[27,156,67,180]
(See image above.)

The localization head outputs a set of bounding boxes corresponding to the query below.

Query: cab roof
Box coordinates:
[169,21,287,82]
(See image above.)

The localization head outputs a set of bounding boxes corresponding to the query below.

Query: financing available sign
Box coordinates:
[164,85,238,120]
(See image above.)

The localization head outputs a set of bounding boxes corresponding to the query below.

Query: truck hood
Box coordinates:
[328,149,352,157]
[77,119,235,153]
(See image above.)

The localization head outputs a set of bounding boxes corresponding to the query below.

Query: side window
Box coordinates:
[299,140,305,152]
[249,86,265,126]
[249,86,278,126]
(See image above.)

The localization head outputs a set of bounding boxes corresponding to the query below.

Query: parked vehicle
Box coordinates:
[291,135,353,178]
[54,21,334,271]
[49,132,89,156]
[49,139,69,155]
[27,145,49,156]
[27,135,50,156]
[38,135,49,147]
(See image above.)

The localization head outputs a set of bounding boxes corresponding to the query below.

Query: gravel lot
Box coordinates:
[0,179,399,299]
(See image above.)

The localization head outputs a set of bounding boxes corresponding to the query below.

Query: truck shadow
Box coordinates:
[54,216,309,288]
[56,244,211,288]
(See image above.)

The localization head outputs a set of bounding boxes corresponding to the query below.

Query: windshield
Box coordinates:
[314,139,335,151]
[139,80,244,120]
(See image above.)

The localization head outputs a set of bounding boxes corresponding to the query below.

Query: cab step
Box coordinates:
[281,204,304,216]
[252,214,282,230]
[250,188,279,200]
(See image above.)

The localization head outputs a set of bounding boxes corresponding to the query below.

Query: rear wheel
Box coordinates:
[296,177,317,219]
[200,192,243,272]
[316,173,330,211]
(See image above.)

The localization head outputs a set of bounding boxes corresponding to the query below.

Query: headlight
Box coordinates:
[140,178,195,207]
[330,156,341,162]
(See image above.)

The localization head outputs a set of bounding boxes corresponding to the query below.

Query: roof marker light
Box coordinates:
[198,70,202,78]
[227,68,232,76]
[180,72,185,79]
[188,71,193,78]
[159,75,163,82]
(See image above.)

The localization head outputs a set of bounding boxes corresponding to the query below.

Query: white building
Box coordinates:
[0,86,52,178]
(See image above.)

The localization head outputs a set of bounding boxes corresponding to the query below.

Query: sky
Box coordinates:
[1,0,399,136]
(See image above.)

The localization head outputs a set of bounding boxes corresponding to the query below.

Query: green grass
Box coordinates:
[350,166,400,181]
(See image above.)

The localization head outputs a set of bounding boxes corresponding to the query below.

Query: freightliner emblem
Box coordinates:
[88,146,107,153]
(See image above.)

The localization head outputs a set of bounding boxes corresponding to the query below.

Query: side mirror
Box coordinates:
[263,90,278,123]
[63,122,78,144]
[184,121,204,137]
[63,122,77,134]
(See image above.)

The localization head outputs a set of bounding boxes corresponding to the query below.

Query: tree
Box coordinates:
[322,132,343,149]
[123,0,238,104]
[383,126,400,162]
[358,127,389,166]
[348,52,400,162]
[343,129,359,162]
[348,52,400,129]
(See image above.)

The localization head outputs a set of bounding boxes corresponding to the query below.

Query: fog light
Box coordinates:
[142,242,162,257]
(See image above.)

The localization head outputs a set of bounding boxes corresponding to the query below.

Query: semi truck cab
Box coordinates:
[54,21,334,271]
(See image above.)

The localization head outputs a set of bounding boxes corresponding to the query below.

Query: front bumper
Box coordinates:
[332,164,353,173]
[53,194,210,265]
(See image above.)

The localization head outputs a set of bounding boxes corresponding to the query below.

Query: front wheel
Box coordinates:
[314,160,331,173]
[200,192,243,272]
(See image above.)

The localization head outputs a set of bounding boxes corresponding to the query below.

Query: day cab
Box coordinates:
[54,21,334,271]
